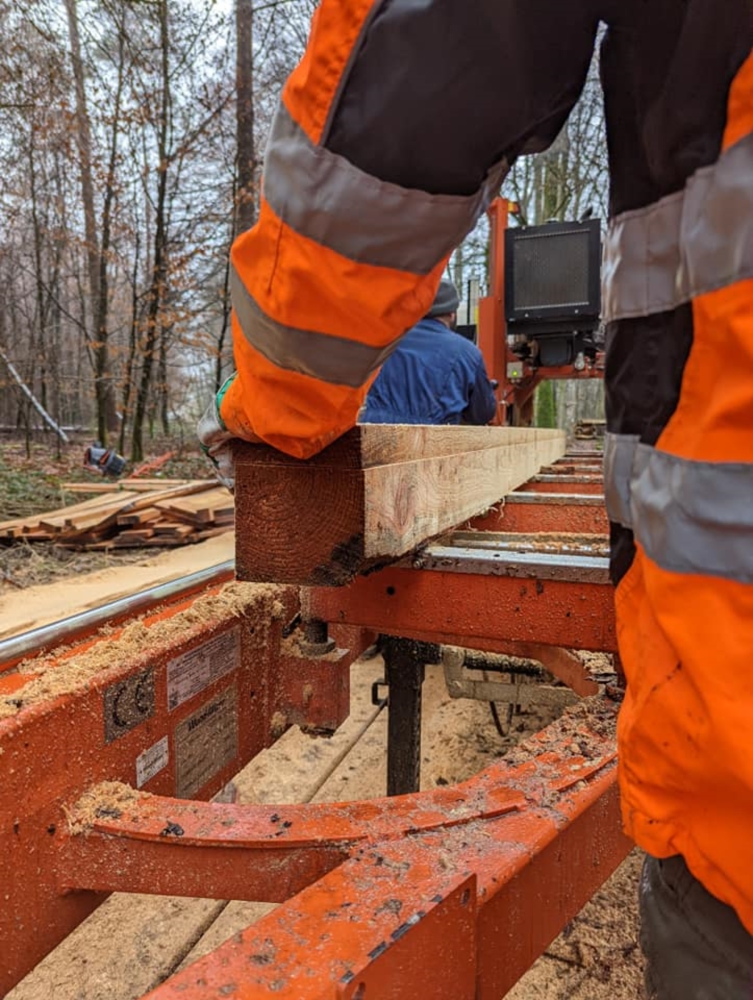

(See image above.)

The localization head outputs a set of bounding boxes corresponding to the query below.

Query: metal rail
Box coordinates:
[0,560,235,671]
[447,530,610,557]
[411,543,610,584]
[501,492,605,505]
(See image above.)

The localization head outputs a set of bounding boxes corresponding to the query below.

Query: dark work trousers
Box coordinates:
[641,855,753,999]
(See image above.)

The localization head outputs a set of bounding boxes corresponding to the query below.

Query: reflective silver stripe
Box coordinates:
[605,432,753,583]
[603,432,641,528]
[230,266,394,388]
[263,101,508,275]
[604,130,753,322]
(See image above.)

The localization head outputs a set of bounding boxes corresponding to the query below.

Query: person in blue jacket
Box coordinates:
[361,279,497,425]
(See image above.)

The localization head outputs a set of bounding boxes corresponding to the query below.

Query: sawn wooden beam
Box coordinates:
[233,425,566,586]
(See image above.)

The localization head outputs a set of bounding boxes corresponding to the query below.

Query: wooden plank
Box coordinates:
[112,528,156,546]
[57,540,115,552]
[193,525,234,542]
[155,487,233,526]
[61,479,193,494]
[151,523,195,539]
[17,530,51,542]
[234,425,566,586]
[37,493,141,532]
[0,522,51,540]
[116,508,162,527]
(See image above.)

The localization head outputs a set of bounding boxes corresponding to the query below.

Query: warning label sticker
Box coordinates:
[136,736,169,788]
[174,687,238,799]
[166,628,241,712]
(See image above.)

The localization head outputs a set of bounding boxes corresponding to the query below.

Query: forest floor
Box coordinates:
[1,434,645,999]
[0,435,213,589]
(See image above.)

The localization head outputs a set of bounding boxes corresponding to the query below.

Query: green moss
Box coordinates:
[535,382,557,428]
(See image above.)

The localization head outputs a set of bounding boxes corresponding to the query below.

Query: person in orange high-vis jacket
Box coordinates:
[198,2,753,995]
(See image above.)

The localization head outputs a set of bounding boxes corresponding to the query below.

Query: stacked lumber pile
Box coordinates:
[61,478,190,494]
[0,481,233,550]
[574,418,606,441]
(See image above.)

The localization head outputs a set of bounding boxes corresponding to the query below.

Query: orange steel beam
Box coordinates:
[307,566,616,653]
[522,479,604,495]
[477,199,509,415]
[51,697,629,1000]
[467,494,609,534]
[0,586,370,995]
[543,462,603,473]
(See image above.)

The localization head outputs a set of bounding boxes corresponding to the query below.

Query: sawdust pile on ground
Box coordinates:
[0,582,286,721]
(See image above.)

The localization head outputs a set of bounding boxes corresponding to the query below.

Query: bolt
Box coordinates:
[303,619,328,645]
[299,619,336,656]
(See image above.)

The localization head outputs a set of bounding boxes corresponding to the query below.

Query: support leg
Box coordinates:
[381,637,438,796]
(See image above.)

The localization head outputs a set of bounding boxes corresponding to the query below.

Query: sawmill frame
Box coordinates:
[0,450,626,999]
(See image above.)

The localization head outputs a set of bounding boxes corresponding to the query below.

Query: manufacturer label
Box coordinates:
[136,736,169,788]
[104,667,155,744]
[166,628,241,712]
[174,687,238,798]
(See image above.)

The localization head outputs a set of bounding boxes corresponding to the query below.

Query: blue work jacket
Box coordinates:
[361,317,497,425]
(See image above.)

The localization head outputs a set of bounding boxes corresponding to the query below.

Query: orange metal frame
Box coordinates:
[1,460,623,999]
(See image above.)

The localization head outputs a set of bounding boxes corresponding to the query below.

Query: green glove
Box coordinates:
[197,374,237,490]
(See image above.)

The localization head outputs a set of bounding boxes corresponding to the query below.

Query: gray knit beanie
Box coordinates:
[426,278,460,318]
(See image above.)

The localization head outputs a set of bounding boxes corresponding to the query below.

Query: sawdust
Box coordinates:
[65,781,145,836]
[502,692,619,768]
[277,632,344,663]
[269,711,288,739]
[0,582,286,721]
[576,649,615,675]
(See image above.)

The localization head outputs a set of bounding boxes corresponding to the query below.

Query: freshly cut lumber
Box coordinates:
[113,527,156,546]
[155,487,233,526]
[233,424,566,586]
[0,492,140,538]
[148,521,196,539]
[116,508,163,528]
[61,478,192,494]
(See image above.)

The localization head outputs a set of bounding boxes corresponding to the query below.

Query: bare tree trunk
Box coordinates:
[215,250,233,392]
[236,0,255,234]
[95,11,127,436]
[210,1,254,392]
[131,0,170,462]
[0,347,70,443]
[158,333,169,435]
[120,230,141,455]
[64,0,117,442]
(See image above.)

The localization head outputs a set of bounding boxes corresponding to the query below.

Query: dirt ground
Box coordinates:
[4,560,645,999]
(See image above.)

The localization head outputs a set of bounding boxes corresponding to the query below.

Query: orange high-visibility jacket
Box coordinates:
[220,0,753,931]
